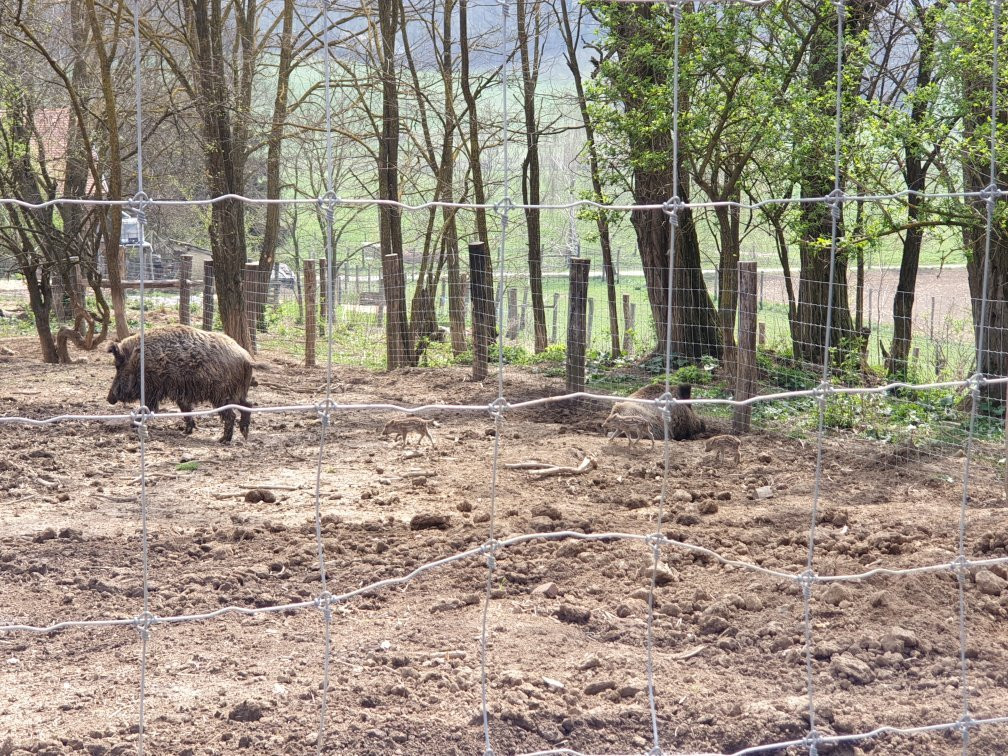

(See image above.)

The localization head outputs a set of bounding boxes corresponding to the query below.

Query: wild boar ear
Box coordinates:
[108,342,123,365]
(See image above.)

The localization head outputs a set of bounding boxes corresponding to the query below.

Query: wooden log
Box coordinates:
[566,258,591,393]
[202,260,215,331]
[732,261,758,433]
[178,255,192,326]
[304,260,317,367]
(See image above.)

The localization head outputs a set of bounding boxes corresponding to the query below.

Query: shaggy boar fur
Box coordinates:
[106,325,254,443]
[603,383,705,442]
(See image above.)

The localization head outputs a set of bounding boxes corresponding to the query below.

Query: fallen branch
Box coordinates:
[509,456,597,479]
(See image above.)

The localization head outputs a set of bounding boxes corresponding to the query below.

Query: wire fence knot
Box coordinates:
[662,197,684,225]
[488,398,509,420]
[980,182,1001,210]
[493,197,514,218]
[316,399,336,426]
[133,611,155,640]
[951,554,972,575]
[655,391,677,422]
[812,381,833,404]
[665,0,683,20]
[315,591,333,619]
[318,191,341,221]
[130,406,153,441]
[827,188,845,221]
[127,191,151,226]
[797,568,816,595]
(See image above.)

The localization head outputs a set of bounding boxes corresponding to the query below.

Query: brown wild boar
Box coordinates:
[106,325,254,443]
[603,383,705,442]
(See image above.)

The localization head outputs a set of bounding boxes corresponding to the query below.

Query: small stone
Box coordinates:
[830,653,875,684]
[757,453,772,463]
[671,488,692,503]
[412,476,427,487]
[542,677,564,691]
[530,516,555,533]
[532,582,558,599]
[556,604,591,625]
[618,685,642,699]
[228,700,264,722]
[180,452,195,463]
[976,569,1007,596]
[0,346,13,356]
[755,485,774,500]
[697,499,718,515]
[642,562,677,586]
[583,679,616,695]
[822,583,850,606]
[33,527,57,543]
[578,654,600,670]
[716,491,732,501]
[244,489,262,503]
[531,504,562,521]
[410,513,450,530]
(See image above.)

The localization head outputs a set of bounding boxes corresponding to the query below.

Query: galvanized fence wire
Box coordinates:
[1,0,1007,754]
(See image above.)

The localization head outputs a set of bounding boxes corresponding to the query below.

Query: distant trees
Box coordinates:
[0,0,1005,381]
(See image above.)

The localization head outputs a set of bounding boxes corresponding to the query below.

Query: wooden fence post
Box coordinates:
[178,254,192,326]
[627,304,636,357]
[318,258,327,336]
[202,260,215,330]
[566,258,591,394]
[732,261,758,433]
[622,293,633,354]
[506,288,519,340]
[469,242,495,382]
[243,263,258,353]
[551,292,560,344]
[304,260,317,367]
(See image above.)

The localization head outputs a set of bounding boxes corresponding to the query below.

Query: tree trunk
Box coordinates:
[555,0,619,355]
[517,0,547,353]
[632,175,720,360]
[459,0,489,250]
[378,0,411,368]
[793,3,881,366]
[714,202,740,371]
[22,262,58,363]
[187,0,251,350]
[256,0,294,333]
[888,1,938,379]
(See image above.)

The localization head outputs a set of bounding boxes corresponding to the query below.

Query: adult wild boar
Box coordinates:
[106,325,254,443]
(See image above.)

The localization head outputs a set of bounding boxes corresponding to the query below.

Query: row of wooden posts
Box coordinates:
[171,249,762,431]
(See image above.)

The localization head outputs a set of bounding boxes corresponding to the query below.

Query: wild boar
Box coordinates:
[107,325,254,443]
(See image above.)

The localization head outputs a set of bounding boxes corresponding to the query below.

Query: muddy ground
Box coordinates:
[2,334,1008,756]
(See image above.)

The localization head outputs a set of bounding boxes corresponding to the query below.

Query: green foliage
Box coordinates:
[176,461,200,472]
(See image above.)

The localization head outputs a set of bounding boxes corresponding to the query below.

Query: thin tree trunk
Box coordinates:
[517,0,547,353]
[256,0,294,332]
[555,0,619,356]
[377,0,410,367]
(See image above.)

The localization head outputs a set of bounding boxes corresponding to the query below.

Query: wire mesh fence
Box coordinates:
[2,0,1008,754]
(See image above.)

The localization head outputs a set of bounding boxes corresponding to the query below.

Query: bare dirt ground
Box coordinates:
[2,334,1008,755]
